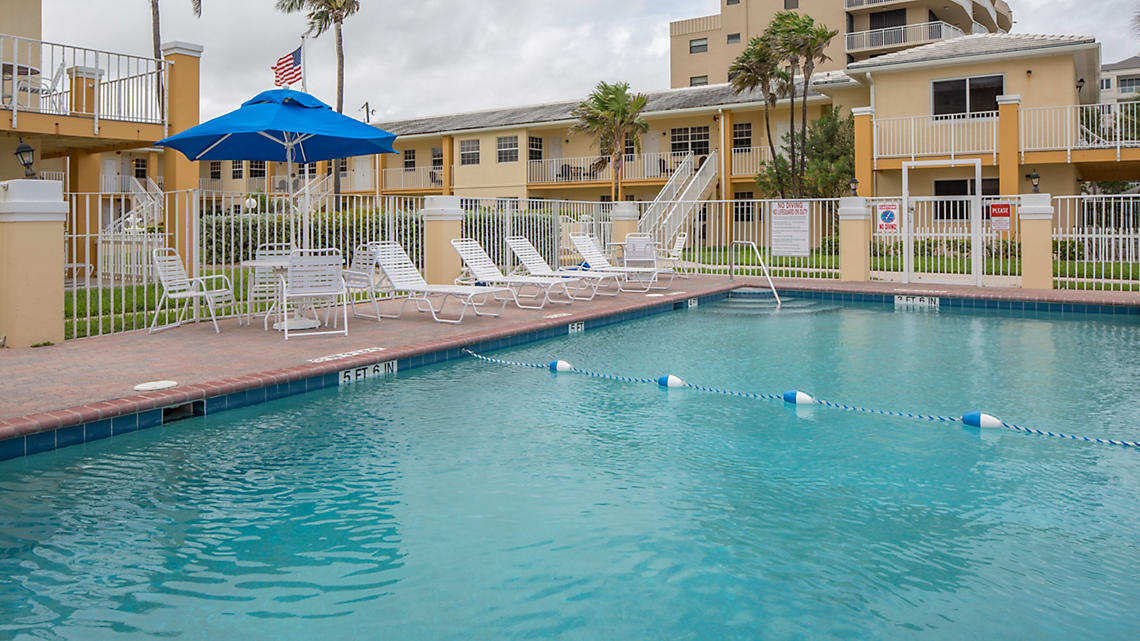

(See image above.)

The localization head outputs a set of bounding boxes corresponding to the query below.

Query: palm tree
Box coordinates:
[276,0,361,200]
[570,81,650,202]
[150,1,201,109]
[767,11,806,195]
[797,20,839,186]
[151,0,201,61]
[730,36,787,197]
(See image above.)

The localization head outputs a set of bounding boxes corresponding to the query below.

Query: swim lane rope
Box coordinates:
[462,349,1140,449]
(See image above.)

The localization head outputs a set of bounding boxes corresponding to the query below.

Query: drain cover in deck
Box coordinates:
[133,380,178,392]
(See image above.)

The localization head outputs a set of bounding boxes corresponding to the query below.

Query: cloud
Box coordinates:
[40,0,1131,125]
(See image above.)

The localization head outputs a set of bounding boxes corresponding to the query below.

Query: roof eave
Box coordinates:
[848,41,1100,76]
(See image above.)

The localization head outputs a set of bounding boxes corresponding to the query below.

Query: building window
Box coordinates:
[249,161,266,178]
[932,178,999,220]
[497,136,519,163]
[671,126,711,156]
[784,0,798,8]
[432,147,443,169]
[133,158,147,180]
[1101,78,1113,90]
[528,136,543,161]
[404,149,416,170]
[1119,76,1140,93]
[600,195,612,203]
[733,192,755,221]
[339,158,348,173]
[727,33,741,45]
[690,75,709,87]
[232,160,244,179]
[689,38,708,54]
[209,161,221,180]
[727,0,739,4]
[932,74,1003,117]
[732,122,752,150]
[624,132,637,157]
[460,139,480,165]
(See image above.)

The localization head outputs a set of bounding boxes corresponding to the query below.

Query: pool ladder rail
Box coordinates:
[727,240,781,307]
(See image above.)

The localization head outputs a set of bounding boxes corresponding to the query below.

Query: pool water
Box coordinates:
[2,297,1139,640]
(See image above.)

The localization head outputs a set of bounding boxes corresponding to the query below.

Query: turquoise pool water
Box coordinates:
[2,297,1139,640]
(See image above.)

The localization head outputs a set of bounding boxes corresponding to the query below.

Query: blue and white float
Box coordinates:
[783,390,815,405]
[962,411,1003,429]
[549,360,573,373]
[658,374,686,388]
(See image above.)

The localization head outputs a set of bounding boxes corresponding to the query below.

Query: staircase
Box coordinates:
[648,150,719,246]
[638,153,693,234]
[103,177,163,233]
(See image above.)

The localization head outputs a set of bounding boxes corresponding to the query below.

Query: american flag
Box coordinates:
[272,47,303,87]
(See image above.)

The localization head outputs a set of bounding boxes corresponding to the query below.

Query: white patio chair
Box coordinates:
[271,248,349,340]
[245,242,293,326]
[624,232,677,289]
[149,247,236,334]
[450,238,578,310]
[658,232,689,279]
[568,232,663,293]
[372,240,513,324]
[343,243,384,321]
[505,235,620,300]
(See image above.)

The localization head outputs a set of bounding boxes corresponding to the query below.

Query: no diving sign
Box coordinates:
[877,202,900,233]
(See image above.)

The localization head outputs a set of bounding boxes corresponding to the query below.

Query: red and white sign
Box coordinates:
[771,200,810,257]
[990,202,1012,232]
[876,202,900,233]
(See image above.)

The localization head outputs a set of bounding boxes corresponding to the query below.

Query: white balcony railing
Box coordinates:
[731,147,771,176]
[846,21,963,53]
[100,174,135,192]
[1021,103,1140,155]
[382,166,444,190]
[874,113,999,161]
[528,156,613,184]
[620,152,696,181]
[1,33,166,130]
[39,170,65,182]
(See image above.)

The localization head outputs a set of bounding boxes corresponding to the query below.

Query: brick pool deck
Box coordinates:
[1,276,1138,444]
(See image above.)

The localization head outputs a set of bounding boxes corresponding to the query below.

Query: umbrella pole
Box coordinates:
[287,140,297,249]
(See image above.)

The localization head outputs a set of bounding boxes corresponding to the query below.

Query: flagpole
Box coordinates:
[300,34,308,93]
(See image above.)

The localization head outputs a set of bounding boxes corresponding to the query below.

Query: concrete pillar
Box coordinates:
[67,151,100,273]
[853,107,874,197]
[422,195,463,284]
[611,201,639,243]
[1019,192,1054,290]
[441,135,454,196]
[997,95,1021,196]
[161,41,203,270]
[66,66,102,117]
[719,109,734,201]
[838,196,871,283]
[146,149,160,186]
[0,179,69,347]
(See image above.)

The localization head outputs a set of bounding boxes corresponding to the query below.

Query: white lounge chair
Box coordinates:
[450,238,577,309]
[149,247,236,334]
[568,232,662,292]
[372,241,512,324]
[272,248,349,340]
[343,243,384,321]
[658,232,689,278]
[245,242,294,326]
[505,235,620,300]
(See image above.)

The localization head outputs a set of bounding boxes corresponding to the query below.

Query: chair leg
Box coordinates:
[205,295,221,334]
[148,293,169,334]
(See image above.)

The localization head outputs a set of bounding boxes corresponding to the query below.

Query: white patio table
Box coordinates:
[239,256,324,331]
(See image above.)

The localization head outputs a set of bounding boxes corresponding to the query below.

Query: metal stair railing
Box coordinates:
[652,150,718,245]
[728,239,781,307]
[638,152,693,233]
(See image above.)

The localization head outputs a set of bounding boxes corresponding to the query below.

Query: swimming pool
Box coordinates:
[1,295,1138,640]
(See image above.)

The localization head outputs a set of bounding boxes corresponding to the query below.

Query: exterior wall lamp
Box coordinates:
[849,177,859,196]
[1026,169,1041,193]
[14,138,36,178]
[1076,78,1086,91]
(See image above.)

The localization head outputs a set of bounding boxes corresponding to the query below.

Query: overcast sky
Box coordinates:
[41,0,1139,123]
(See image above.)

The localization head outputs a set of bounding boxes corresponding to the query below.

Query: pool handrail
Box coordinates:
[728,240,782,307]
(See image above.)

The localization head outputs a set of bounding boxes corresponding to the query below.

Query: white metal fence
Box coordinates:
[845,21,962,53]
[1053,195,1140,291]
[63,191,425,339]
[874,113,999,162]
[1021,103,1140,155]
[382,166,443,190]
[1,33,166,130]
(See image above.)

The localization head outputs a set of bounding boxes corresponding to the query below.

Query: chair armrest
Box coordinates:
[192,274,234,291]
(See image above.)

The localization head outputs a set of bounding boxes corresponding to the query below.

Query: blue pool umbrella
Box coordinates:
[155,89,398,246]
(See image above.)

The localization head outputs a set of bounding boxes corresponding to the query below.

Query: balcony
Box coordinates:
[382,166,443,191]
[528,153,695,185]
[731,147,771,176]
[1,33,165,130]
[873,113,998,161]
[846,21,963,54]
[1021,103,1140,154]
